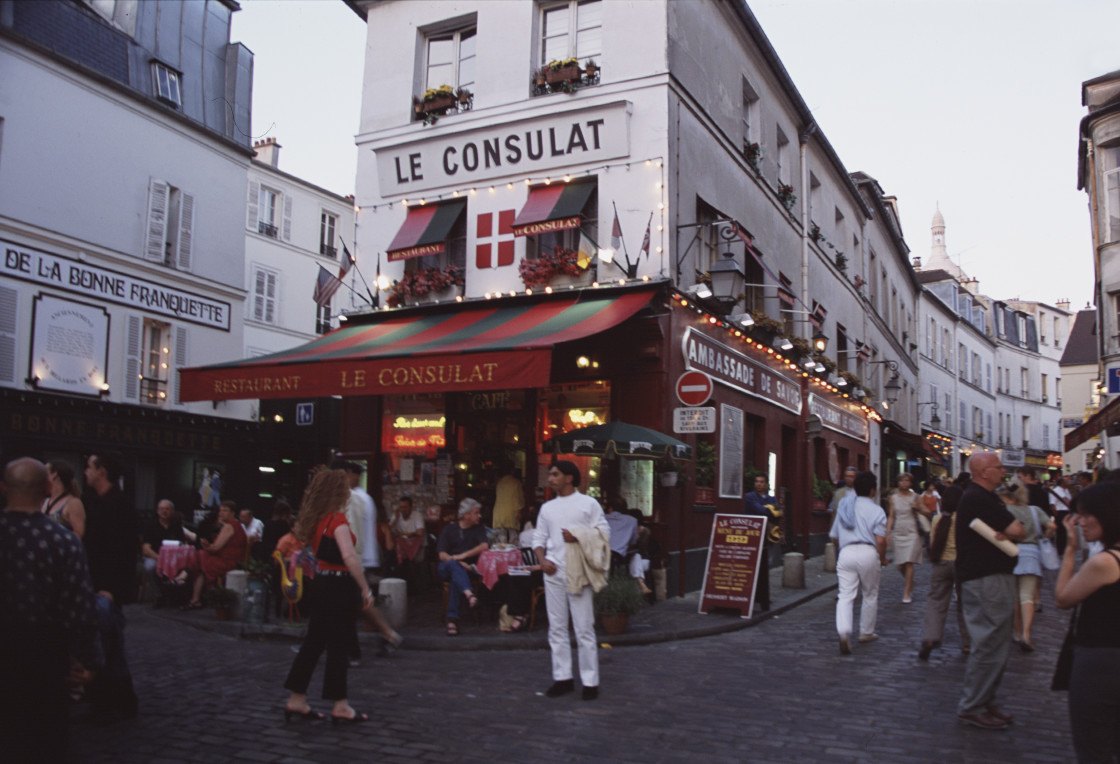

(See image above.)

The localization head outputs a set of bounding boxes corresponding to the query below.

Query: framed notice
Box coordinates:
[698,513,767,618]
[29,293,109,396]
[719,404,744,499]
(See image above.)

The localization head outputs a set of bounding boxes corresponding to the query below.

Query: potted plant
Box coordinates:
[386,264,465,307]
[812,474,833,514]
[809,222,822,243]
[583,58,599,81]
[743,141,762,172]
[518,246,588,289]
[656,457,683,487]
[202,585,238,621]
[777,183,796,211]
[455,86,473,106]
[594,571,645,634]
[694,440,716,505]
[834,251,848,273]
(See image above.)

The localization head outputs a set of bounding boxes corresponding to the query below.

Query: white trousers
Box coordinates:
[544,571,598,687]
[835,543,881,638]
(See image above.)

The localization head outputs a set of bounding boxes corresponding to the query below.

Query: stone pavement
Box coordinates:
[153,554,839,651]
[70,559,1077,763]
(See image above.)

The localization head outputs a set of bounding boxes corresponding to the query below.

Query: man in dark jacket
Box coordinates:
[83,451,140,721]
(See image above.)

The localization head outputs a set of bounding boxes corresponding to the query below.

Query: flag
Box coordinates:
[610,210,622,249]
[577,229,597,269]
[313,264,342,307]
[639,216,651,259]
[338,239,355,278]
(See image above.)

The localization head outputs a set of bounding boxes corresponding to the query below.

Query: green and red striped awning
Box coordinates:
[386,200,466,261]
[511,179,595,237]
[179,286,657,402]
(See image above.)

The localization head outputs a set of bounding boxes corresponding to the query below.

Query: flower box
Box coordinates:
[545,64,582,85]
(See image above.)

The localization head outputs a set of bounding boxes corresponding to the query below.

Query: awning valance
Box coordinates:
[179,286,657,402]
[386,200,466,261]
[511,179,595,237]
[1065,397,1120,451]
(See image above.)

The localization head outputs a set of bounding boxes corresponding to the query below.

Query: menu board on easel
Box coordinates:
[698,513,767,618]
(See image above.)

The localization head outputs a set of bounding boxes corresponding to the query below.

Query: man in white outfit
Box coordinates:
[829,470,888,655]
[533,461,610,700]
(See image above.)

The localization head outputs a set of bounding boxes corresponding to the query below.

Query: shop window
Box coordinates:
[542,381,610,500]
[140,319,170,405]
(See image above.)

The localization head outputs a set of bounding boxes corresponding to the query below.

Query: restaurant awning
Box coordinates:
[179,285,658,402]
[511,179,595,237]
[386,200,466,261]
[1065,397,1120,451]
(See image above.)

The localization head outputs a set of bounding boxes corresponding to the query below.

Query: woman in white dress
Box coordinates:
[885,473,930,603]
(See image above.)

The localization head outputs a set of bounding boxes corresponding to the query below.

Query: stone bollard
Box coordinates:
[652,568,668,602]
[782,552,805,589]
[225,569,248,620]
[378,577,407,629]
[823,541,837,573]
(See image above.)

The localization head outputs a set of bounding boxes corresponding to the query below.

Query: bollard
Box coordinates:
[823,541,837,573]
[378,577,408,629]
[652,568,668,602]
[225,569,248,620]
[782,552,805,589]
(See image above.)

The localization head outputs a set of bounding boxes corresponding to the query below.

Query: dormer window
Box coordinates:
[152,62,181,108]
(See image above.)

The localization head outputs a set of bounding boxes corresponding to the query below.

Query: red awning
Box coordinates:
[386,200,466,261]
[179,285,657,401]
[1065,396,1120,451]
[511,179,595,237]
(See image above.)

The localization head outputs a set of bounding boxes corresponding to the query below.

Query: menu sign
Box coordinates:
[698,513,767,618]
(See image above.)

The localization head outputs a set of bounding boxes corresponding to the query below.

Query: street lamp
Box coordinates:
[868,359,902,404]
[811,330,829,353]
[707,249,745,308]
[917,400,941,429]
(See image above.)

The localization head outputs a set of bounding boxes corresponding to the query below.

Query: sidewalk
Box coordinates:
[151,554,838,651]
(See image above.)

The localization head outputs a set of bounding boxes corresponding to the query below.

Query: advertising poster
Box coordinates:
[698,513,767,618]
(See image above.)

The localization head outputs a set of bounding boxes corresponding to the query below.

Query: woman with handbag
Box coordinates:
[996,482,1055,652]
[1055,483,1120,763]
[885,473,929,604]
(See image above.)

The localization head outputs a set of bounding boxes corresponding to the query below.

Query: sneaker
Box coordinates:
[902,596,912,604]
[839,634,851,655]
[986,705,1014,723]
[545,679,574,698]
[581,686,599,701]
[957,711,1009,730]
[858,633,878,643]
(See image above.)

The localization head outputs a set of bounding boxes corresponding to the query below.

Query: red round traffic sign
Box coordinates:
[676,370,713,406]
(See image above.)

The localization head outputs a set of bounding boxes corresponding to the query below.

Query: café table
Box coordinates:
[476,547,523,590]
[156,544,199,579]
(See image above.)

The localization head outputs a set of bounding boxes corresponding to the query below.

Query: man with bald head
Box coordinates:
[1,458,99,761]
[954,451,1025,730]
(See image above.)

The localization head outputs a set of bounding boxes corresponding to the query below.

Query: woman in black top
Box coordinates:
[1055,482,1120,762]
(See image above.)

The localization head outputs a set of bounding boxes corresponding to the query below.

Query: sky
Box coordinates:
[231,0,1118,311]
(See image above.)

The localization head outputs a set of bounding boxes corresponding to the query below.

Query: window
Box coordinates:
[152,62,181,107]
[868,251,878,309]
[1022,415,1030,447]
[247,181,291,241]
[1054,315,1062,347]
[144,178,194,269]
[986,363,991,392]
[959,401,966,437]
[315,304,332,335]
[542,0,602,66]
[1021,367,1029,397]
[971,352,981,386]
[406,207,469,276]
[320,212,338,258]
[1056,378,1062,404]
[973,406,983,439]
[958,344,967,378]
[426,25,476,93]
[988,413,993,442]
[138,319,170,406]
[776,125,790,185]
[251,266,278,325]
[942,329,951,369]
[945,393,953,433]
[741,77,760,148]
[1041,373,1048,403]
[1106,164,1120,243]
[1017,315,1028,347]
[1043,423,1050,449]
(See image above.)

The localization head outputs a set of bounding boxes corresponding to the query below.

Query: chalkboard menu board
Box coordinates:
[698,513,767,618]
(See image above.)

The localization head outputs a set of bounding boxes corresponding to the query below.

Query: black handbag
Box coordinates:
[1051,607,1077,691]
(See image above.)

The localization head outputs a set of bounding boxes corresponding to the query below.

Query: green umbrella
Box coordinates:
[543,421,692,459]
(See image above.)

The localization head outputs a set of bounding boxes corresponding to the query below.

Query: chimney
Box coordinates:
[253,137,281,168]
[911,256,922,270]
[1056,298,1070,312]
[960,277,979,295]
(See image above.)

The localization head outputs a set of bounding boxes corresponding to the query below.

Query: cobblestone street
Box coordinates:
[73,563,1074,763]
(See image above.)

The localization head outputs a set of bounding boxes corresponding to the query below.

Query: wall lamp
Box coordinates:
[773,336,794,351]
[868,359,901,404]
[917,400,941,429]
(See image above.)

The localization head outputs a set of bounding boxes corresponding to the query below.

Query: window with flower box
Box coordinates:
[534,0,601,95]
[416,20,476,122]
[388,216,467,307]
[521,183,598,287]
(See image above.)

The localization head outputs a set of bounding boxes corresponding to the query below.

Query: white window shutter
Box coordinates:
[247,180,260,230]
[282,194,293,241]
[265,271,277,324]
[145,179,169,262]
[176,192,194,271]
[252,267,264,321]
[0,285,17,384]
[172,324,188,407]
[124,314,143,402]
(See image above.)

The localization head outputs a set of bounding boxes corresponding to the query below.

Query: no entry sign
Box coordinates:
[676,370,713,406]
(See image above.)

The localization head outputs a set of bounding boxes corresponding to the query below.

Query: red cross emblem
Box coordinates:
[476,209,516,269]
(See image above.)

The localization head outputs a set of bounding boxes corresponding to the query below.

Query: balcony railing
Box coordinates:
[258,221,278,238]
[320,244,337,258]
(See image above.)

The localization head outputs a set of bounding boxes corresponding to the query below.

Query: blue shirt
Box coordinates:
[743,491,777,517]
[829,496,886,549]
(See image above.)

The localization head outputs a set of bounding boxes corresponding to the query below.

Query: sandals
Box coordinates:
[446,620,459,637]
[465,592,479,609]
[507,616,528,633]
[331,711,369,725]
[284,707,325,722]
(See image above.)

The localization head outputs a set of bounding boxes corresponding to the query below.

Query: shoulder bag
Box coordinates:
[1032,505,1060,571]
